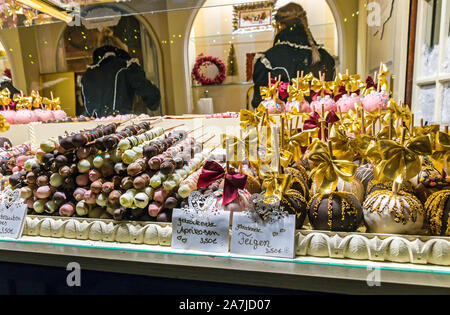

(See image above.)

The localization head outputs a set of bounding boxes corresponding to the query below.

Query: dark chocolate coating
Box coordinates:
[308,192,363,232]
[281,190,307,229]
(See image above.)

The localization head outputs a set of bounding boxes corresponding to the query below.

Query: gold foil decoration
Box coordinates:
[378,64,390,92]
[307,139,358,194]
[378,135,433,183]
[431,131,450,174]
[0,88,11,107]
[288,75,311,103]
[311,78,335,96]
[335,73,363,94]
[0,114,10,132]
[43,95,61,110]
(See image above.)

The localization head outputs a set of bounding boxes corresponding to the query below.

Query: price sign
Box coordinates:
[171,207,230,253]
[230,212,296,258]
[0,188,27,239]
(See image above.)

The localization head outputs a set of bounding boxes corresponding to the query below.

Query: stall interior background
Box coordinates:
[0,0,448,125]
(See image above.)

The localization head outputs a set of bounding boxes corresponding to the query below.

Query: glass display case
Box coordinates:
[0,0,448,295]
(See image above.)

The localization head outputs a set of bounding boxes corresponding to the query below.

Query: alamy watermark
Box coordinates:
[366,266,381,287]
[66,262,81,287]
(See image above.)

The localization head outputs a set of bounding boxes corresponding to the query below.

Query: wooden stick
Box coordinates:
[361,108,365,134]
[445,125,449,134]
[280,117,285,148]
[268,72,271,88]
[389,115,393,140]
[321,104,325,140]
[378,105,382,131]
[164,123,186,132]
[295,116,300,131]
[338,106,343,120]
[187,126,203,135]
[201,135,215,146]
[372,122,376,136]
[420,118,424,128]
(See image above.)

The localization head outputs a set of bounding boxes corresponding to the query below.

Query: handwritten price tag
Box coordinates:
[171,208,230,253]
[0,189,27,239]
[230,212,296,258]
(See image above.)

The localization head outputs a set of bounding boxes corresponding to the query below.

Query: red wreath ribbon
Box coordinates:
[192,55,226,85]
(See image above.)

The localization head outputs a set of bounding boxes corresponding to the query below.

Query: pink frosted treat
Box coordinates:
[310,95,337,113]
[285,99,311,113]
[14,109,34,124]
[262,98,286,114]
[53,109,67,120]
[36,109,55,122]
[0,110,15,124]
[336,93,361,113]
[362,90,389,111]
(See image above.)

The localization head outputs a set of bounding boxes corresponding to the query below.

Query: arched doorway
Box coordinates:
[186,0,340,114]
[58,8,163,116]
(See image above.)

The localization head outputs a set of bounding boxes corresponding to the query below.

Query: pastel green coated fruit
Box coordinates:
[134,192,149,208]
[178,185,191,199]
[122,150,137,164]
[50,173,64,187]
[163,180,177,191]
[89,207,105,218]
[96,193,108,207]
[76,201,90,216]
[150,175,162,188]
[40,140,56,153]
[77,159,91,173]
[21,187,33,199]
[119,193,134,208]
[118,139,131,151]
[33,199,47,213]
[93,156,104,168]
[44,200,58,214]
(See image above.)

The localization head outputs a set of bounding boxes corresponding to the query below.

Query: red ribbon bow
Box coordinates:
[197,160,225,188]
[197,161,247,206]
[303,111,340,141]
[365,76,377,90]
[278,82,290,100]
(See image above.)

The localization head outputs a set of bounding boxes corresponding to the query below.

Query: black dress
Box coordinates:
[81,46,161,117]
[252,25,336,108]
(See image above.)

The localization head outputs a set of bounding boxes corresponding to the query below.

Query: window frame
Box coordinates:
[412,0,450,125]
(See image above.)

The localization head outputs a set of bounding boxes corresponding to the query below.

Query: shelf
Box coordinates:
[192,82,254,88]
[190,23,335,41]
[0,235,448,294]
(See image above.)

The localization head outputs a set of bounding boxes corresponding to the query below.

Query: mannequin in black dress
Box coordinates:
[252,2,335,108]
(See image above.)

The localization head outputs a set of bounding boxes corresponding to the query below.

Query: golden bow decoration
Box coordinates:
[329,125,359,161]
[240,109,261,129]
[364,108,386,129]
[286,128,319,161]
[0,88,11,107]
[0,115,10,132]
[378,135,433,183]
[335,73,363,94]
[340,108,362,134]
[377,63,390,92]
[414,125,440,149]
[382,99,412,128]
[260,82,279,100]
[307,140,358,194]
[30,90,43,109]
[431,131,450,174]
[288,76,311,102]
[43,95,61,111]
[260,170,293,200]
[13,94,33,110]
[255,104,276,126]
[311,78,335,96]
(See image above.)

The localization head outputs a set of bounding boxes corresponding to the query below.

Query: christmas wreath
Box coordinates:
[192,55,226,85]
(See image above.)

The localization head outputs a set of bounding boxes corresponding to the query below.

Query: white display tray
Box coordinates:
[22,215,450,266]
